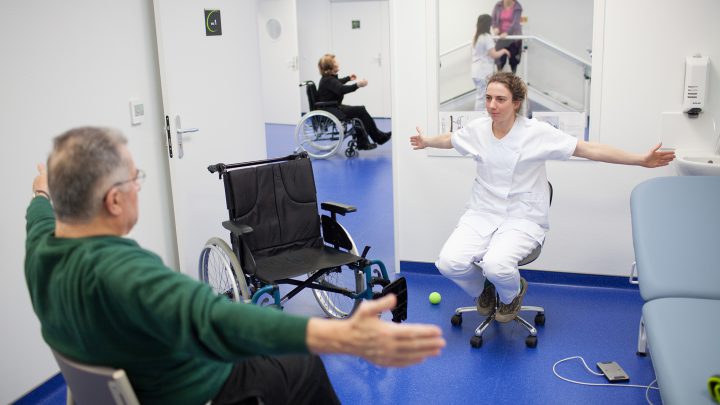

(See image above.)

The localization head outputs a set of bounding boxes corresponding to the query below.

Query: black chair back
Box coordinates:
[222,157,322,264]
[304,81,318,110]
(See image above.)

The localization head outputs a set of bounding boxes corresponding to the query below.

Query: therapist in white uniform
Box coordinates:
[410,72,675,323]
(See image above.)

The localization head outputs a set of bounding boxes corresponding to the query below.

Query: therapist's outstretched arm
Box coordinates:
[410,126,453,150]
[573,141,675,168]
[306,294,445,367]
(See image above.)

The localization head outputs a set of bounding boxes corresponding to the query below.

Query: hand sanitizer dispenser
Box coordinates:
[682,55,709,118]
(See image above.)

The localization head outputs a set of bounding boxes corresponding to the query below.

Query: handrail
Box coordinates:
[440,35,591,68]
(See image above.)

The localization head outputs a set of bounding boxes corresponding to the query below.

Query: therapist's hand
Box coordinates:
[410,127,427,150]
[641,142,676,168]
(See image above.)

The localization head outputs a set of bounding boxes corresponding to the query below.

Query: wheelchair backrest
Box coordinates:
[222,157,322,259]
[304,81,318,110]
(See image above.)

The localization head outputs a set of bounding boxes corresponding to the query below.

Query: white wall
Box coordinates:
[523,0,593,107]
[0,2,173,401]
[0,1,266,402]
[298,0,334,113]
[392,0,719,277]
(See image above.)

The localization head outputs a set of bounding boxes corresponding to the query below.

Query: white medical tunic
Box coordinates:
[451,116,578,244]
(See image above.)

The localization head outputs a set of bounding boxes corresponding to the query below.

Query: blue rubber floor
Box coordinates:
[16,120,660,404]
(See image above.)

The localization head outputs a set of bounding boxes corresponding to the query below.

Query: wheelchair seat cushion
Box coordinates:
[254,246,362,283]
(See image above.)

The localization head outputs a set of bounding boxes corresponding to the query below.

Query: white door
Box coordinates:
[331,1,391,117]
[258,0,302,125]
[153,0,267,276]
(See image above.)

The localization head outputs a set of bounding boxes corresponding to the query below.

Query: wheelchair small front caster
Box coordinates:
[345,147,357,158]
[525,335,538,348]
[534,313,545,326]
[451,314,462,327]
[470,335,483,348]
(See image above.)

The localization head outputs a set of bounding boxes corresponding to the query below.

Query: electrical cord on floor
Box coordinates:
[552,356,659,405]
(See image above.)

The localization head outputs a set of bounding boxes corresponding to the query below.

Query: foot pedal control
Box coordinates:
[373,277,408,323]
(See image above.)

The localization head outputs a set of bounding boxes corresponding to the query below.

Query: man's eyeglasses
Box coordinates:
[102,169,146,202]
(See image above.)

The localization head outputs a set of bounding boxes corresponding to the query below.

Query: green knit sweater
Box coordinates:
[25,197,309,404]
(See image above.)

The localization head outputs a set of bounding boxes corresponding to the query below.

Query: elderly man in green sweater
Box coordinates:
[26,126,445,405]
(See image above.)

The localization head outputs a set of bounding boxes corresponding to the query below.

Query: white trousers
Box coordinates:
[435,212,540,304]
[473,78,488,111]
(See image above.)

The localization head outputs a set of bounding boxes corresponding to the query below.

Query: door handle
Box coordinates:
[175,115,199,159]
[177,127,199,134]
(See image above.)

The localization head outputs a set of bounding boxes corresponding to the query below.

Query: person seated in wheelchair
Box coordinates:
[25,127,445,405]
[410,72,674,323]
[316,53,391,150]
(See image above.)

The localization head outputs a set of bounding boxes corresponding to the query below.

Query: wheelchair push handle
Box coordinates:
[207,152,309,178]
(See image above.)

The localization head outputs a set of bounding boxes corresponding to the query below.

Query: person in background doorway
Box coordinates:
[472,14,511,111]
[491,0,523,73]
[316,53,392,150]
[410,72,674,324]
[25,127,445,405]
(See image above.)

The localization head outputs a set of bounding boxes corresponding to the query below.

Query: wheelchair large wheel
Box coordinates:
[311,223,363,318]
[199,237,251,303]
[295,111,345,159]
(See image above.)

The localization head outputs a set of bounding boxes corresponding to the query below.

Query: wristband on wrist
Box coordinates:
[33,190,51,200]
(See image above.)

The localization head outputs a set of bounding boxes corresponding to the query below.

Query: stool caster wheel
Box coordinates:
[470,335,483,348]
[534,313,545,326]
[451,314,462,327]
[525,335,538,348]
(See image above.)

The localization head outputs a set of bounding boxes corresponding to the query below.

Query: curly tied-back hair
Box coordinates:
[48,127,129,223]
[488,72,527,112]
[318,53,336,76]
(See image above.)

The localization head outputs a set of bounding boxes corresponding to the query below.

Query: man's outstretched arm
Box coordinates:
[306,294,445,367]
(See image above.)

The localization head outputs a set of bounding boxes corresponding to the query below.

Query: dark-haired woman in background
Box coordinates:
[472,14,510,111]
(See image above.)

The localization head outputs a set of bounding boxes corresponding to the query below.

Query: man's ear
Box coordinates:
[103,187,123,217]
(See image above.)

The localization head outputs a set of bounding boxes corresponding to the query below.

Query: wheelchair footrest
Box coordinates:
[373,277,408,323]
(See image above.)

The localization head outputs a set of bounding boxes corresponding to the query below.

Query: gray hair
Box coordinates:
[47,127,129,223]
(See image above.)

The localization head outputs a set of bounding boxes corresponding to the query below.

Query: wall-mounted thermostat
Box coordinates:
[129,99,145,125]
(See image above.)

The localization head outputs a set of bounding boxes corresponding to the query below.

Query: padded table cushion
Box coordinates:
[643,298,720,405]
[630,176,720,301]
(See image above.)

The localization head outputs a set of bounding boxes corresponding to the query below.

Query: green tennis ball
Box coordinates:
[429,292,442,304]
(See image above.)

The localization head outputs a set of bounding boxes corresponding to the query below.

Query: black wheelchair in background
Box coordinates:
[199,152,407,321]
[294,80,368,159]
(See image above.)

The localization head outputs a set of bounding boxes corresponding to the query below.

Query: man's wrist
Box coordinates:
[32,190,51,200]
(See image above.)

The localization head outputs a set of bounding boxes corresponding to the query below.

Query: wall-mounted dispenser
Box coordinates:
[682,55,709,118]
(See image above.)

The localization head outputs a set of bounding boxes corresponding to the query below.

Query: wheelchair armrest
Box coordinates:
[222,220,253,236]
[314,101,338,108]
[321,202,357,216]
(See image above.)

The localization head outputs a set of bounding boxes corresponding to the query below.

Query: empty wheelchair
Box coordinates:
[200,152,407,321]
[294,80,368,159]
